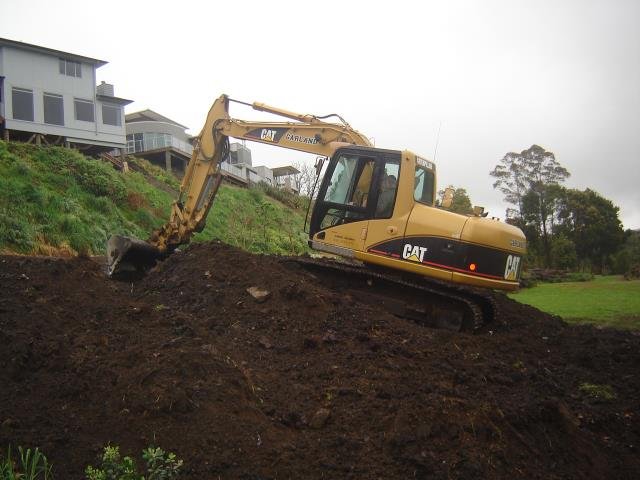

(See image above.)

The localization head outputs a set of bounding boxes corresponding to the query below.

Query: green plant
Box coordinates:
[564,271,594,282]
[141,448,183,480]
[579,382,617,401]
[254,182,309,210]
[0,446,52,480]
[0,212,35,251]
[85,445,183,480]
[85,445,136,480]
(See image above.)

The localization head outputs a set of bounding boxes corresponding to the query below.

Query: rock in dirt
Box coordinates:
[246,286,271,303]
[309,408,331,429]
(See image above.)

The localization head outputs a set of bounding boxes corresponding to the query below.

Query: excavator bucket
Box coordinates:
[106,235,161,277]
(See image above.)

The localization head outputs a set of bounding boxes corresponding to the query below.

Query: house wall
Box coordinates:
[253,165,274,185]
[126,120,193,155]
[229,142,252,166]
[0,49,5,118]
[126,120,190,142]
[0,45,125,147]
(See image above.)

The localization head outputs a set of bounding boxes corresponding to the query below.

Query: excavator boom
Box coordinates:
[107,94,371,276]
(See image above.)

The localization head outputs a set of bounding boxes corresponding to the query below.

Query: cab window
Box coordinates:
[310,149,404,235]
[324,155,375,207]
[414,164,435,206]
[374,159,400,218]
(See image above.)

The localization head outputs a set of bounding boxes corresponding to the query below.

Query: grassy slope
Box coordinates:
[0,141,309,256]
[509,275,640,330]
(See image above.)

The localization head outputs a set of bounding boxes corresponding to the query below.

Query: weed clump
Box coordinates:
[579,383,617,401]
[0,446,52,479]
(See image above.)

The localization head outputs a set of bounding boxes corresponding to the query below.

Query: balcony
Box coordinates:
[126,132,193,156]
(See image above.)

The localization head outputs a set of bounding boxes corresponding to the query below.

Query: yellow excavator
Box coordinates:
[108,94,526,330]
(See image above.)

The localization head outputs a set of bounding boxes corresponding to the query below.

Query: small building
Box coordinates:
[272,165,300,194]
[0,37,131,154]
[229,142,252,166]
[216,141,263,186]
[125,109,193,176]
[253,165,274,185]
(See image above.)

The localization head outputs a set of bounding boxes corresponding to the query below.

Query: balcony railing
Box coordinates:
[219,161,245,180]
[126,134,193,155]
[248,170,262,184]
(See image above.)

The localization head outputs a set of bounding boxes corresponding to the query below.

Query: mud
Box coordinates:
[1,241,639,479]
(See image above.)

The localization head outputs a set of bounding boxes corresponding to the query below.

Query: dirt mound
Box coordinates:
[1,242,639,479]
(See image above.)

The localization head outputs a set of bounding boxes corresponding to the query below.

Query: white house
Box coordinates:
[0,37,131,153]
[125,109,193,174]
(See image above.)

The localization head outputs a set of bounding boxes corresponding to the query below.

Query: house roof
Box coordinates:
[125,109,188,129]
[97,94,133,106]
[272,165,300,177]
[0,37,108,67]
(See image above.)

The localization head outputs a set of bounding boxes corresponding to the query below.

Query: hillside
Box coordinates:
[0,140,309,257]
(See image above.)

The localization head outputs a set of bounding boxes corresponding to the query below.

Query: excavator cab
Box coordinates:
[309,146,403,240]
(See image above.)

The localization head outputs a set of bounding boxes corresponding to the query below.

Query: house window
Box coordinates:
[126,133,143,153]
[59,58,81,78]
[12,88,34,121]
[102,104,121,126]
[74,98,94,122]
[43,93,64,126]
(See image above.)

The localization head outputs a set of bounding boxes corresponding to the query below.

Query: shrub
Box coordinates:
[625,263,640,280]
[518,272,537,289]
[613,233,640,278]
[524,268,593,284]
[564,272,595,282]
[254,182,309,210]
[85,445,183,480]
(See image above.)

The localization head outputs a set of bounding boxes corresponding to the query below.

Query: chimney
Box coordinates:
[97,81,115,96]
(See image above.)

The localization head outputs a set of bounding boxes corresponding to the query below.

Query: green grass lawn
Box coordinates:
[509,275,640,330]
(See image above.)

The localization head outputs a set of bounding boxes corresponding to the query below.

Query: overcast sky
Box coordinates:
[2,0,639,228]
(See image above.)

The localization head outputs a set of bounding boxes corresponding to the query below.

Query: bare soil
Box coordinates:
[1,241,639,479]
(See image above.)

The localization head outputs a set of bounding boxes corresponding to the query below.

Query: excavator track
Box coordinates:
[284,256,500,333]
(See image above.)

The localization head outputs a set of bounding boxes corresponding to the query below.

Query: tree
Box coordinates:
[292,160,319,197]
[521,183,564,266]
[490,145,570,220]
[490,145,570,267]
[438,185,473,214]
[612,231,640,277]
[555,188,624,272]
[550,233,578,270]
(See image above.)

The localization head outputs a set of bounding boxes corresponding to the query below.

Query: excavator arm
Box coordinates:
[107,94,371,276]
